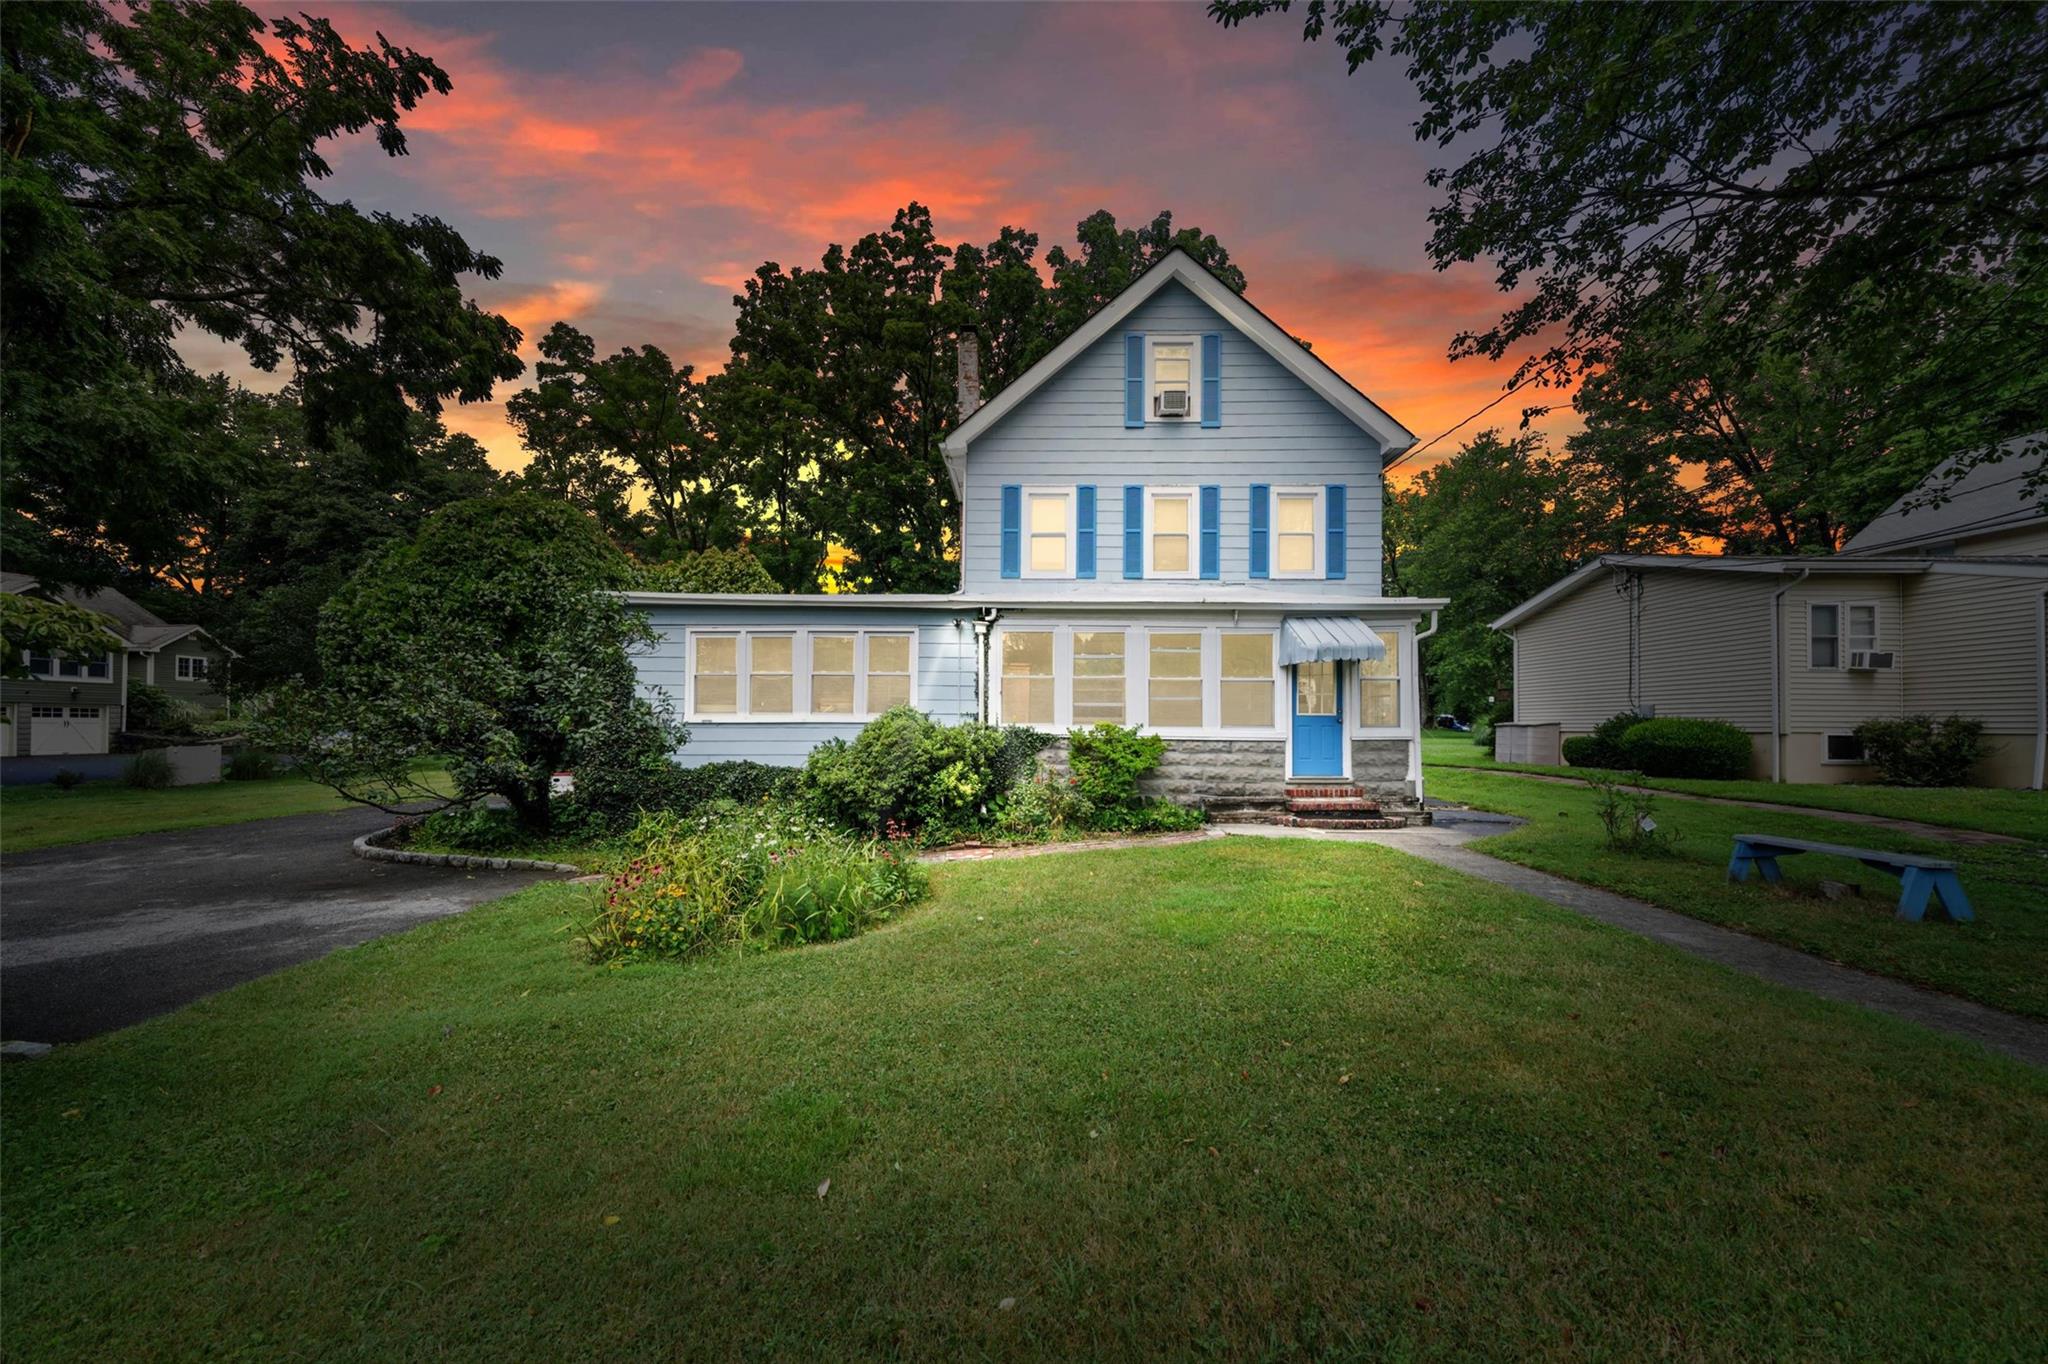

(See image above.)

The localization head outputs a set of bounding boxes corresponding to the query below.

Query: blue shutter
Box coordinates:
[1076,485,1097,580]
[1199,485,1220,580]
[1200,333,1221,428]
[1123,335,1146,428]
[1325,483,1347,580]
[1000,484,1021,579]
[1248,484,1270,579]
[1123,485,1144,579]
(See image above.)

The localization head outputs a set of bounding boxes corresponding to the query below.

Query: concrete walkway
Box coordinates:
[1216,814,2048,1070]
[1432,766,2023,847]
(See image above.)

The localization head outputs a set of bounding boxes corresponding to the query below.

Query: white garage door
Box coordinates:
[29,705,109,755]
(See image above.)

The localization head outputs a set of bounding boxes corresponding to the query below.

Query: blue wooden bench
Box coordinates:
[1727,834,1973,922]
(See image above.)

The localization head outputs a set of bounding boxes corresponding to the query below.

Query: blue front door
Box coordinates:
[1291,661,1343,777]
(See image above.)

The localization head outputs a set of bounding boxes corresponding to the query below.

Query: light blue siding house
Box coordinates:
[626,251,1447,813]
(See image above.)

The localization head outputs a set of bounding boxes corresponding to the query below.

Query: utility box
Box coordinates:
[1494,723,1560,766]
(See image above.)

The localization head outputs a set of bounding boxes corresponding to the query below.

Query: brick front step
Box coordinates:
[1288,798,1384,815]
[1282,814,1408,831]
[1284,784,1362,800]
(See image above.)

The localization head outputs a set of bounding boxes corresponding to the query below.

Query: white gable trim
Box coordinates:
[940,250,1416,491]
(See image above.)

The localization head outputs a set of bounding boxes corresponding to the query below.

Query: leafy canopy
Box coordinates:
[265,495,681,834]
[1,0,522,581]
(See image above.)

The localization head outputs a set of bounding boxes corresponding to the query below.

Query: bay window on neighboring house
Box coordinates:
[1357,627,1402,731]
[1146,631,1204,728]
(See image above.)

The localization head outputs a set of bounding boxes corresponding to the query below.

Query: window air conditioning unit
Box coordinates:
[1846,650,1897,671]
[1154,388,1191,418]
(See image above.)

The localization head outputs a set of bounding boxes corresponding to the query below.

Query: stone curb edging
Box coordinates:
[352,825,582,875]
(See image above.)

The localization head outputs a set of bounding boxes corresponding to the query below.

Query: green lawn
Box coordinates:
[1423,731,2048,841]
[1430,766,2048,1019]
[5,839,2044,1360]
[0,771,451,854]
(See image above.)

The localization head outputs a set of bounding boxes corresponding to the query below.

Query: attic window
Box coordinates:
[1150,337,1197,420]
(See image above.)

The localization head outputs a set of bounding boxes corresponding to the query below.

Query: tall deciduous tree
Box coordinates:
[508,323,738,556]
[1214,0,2048,491]
[1,0,522,582]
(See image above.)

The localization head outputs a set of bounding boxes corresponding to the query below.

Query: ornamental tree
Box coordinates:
[264,494,682,834]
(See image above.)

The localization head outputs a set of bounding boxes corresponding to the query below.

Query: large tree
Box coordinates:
[1214,0,2048,495]
[509,323,738,557]
[1,0,522,583]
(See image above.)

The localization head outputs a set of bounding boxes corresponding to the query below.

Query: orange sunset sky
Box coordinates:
[189,1,1581,480]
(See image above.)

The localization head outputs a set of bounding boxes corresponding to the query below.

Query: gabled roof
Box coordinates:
[1841,433,2045,555]
[0,573,225,653]
[939,249,1417,491]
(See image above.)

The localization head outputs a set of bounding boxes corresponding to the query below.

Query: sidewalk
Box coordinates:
[1215,815,2048,1070]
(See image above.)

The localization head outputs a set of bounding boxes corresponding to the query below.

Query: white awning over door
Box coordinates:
[1277,617,1387,667]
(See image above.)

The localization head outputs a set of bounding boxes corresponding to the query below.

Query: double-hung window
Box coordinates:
[693,635,740,714]
[809,634,857,715]
[694,629,916,719]
[1271,488,1323,578]
[1358,628,1402,729]
[1147,488,1195,578]
[1220,633,1274,728]
[1149,337,1197,420]
[747,635,795,715]
[1071,631,1126,725]
[1147,631,1204,728]
[1001,630,1056,725]
[1807,604,1840,669]
[176,655,208,681]
[865,634,913,712]
[1846,603,1878,658]
[1024,490,1072,577]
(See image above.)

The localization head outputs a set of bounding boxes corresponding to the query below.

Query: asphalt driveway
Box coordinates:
[2,807,558,1043]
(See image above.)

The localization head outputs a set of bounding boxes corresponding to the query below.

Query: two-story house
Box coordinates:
[626,251,1446,816]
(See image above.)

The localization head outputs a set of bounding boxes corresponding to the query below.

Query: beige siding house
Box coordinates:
[1493,438,2047,788]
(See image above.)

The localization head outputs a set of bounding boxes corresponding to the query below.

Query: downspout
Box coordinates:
[1769,567,1811,784]
[1411,609,1440,801]
[2034,586,2047,791]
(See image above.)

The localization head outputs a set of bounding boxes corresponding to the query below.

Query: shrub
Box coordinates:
[993,765,1095,838]
[1471,716,1495,754]
[800,707,1048,834]
[224,748,278,781]
[667,760,800,813]
[1563,712,1647,769]
[125,749,174,789]
[1065,723,1167,809]
[636,548,780,594]
[1584,771,1676,855]
[414,804,528,853]
[1088,799,1207,834]
[579,803,926,962]
[125,684,196,735]
[50,769,85,791]
[1854,714,1986,787]
[1617,717,1753,780]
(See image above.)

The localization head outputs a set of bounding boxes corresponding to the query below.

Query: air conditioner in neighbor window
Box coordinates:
[1154,388,1191,418]
[1846,650,1897,671]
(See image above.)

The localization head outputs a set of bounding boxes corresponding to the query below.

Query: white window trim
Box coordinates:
[1218,627,1282,731]
[1145,334,1202,424]
[1350,623,1414,739]
[1019,485,1078,581]
[1145,486,1199,581]
[1806,600,1882,671]
[1269,485,1326,580]
[986,622,1290,740]
[1821,732,1870,765]
[175,654,210,681]
[685,627,919,723]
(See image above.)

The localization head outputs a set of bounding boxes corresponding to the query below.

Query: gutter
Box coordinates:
[1769,566,1811,784]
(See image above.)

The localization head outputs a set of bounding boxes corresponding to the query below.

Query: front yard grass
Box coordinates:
[1423,730,2048,841]
[5,838,2044,1360]
[1430,766,2048,1019]
[0,770,453,854]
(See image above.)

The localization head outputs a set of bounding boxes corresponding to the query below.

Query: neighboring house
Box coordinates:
[1491,436,2048,788]
[627,250,1447,813]
[2,574,231,758]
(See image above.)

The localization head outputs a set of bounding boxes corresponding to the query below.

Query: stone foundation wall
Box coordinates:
[1039,738,1287,806]
[1351,739,1413,799]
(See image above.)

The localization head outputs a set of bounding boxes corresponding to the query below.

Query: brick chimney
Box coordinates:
[955,331,982,415]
